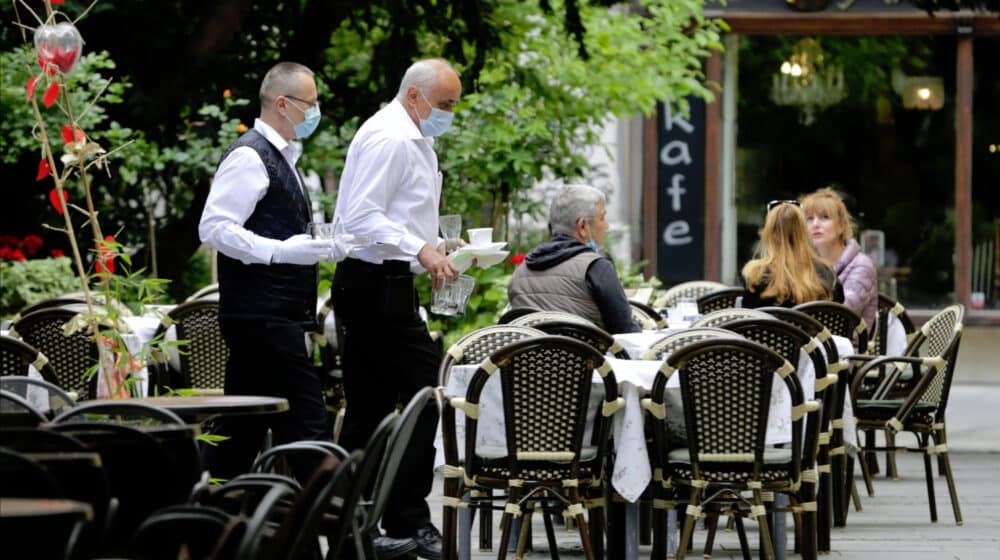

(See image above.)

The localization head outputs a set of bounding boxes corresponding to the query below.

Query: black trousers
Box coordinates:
[332,258,441,537]
[202,320,330,481]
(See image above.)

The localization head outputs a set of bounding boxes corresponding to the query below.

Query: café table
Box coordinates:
[125,395,289,423]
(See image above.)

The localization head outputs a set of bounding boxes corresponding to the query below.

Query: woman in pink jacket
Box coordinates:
[801,188,878,332]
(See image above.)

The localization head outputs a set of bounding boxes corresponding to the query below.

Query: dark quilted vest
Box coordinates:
[216,129,317,327]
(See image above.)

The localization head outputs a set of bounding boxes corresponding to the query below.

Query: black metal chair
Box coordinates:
[130,504,233,560]
[0,388,48,427]
[9,307,100,400]
[0,334,60,385]
[438,325,544,386]
[0,377,77,419]
[149,299,228,393]
[695,287,745,315]
[440,335,622,560]
[629,300,667,329]
[530,319,631,359]
[850,304,965,525]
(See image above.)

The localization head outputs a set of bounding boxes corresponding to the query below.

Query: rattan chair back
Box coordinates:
[654,281,729,308]
[9,307,99,400]
[438,325,543,386]
[690,307,772,328]
[497,307,542,324]
[882,304,964,410]
[629,300,666,329]
[0,334,59,384]
[638,327,740,361]
[696,287,745,315]
[529,320,630,359]
[508,310,597,328]
[185,283,220,301]
[794,301,868,354]
[152,299,228,391]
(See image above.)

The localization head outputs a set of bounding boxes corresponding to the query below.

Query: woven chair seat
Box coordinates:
[667,447,792,465]
[474,457,603,484]
[667,464,794,485]
[476,444,598,462]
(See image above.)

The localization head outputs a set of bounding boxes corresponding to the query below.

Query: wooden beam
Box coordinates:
[707,11,1000,36]
[704,50,723,282]
[955,36,974,307]
[642,115,658,279]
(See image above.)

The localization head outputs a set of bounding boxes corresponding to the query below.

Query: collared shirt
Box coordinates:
[333,99,442,271]
[199,119,304,265]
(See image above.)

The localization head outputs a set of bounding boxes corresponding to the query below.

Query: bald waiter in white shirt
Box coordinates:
[330,58,460,560]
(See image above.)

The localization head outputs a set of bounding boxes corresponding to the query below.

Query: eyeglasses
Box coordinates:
[766,199,801,212]
[283,94,318,108]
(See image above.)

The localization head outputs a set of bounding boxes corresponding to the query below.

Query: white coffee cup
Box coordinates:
[466,228,494,247]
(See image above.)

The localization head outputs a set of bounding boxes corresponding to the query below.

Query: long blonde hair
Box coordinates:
[742,203,832,305]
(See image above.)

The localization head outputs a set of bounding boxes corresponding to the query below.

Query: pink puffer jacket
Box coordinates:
[835,239,878,332]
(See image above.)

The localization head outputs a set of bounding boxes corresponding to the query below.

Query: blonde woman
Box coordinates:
[741,200,844,308]
[801,188,877,330]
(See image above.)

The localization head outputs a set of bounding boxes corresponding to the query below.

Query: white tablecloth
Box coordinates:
[434,335,846,503]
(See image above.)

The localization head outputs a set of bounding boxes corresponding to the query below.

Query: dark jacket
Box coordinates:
[508,234,640,334]
[741,259,844,309]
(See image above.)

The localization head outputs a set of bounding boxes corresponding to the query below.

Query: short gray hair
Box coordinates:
[549,184,606,236]
[259,62,314,104]
[395,58,458,100]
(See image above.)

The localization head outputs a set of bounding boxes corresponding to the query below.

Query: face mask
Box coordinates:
[286,99,321,139]
[586,240,600,252]
[418,90,454,137]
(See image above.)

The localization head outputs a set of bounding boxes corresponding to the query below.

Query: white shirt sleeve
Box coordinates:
[337,137,428,256]
[198,147,282,265]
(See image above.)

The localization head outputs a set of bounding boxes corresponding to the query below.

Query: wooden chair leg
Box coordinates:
[864,429,880,475]
[587,500,605,560]
[857,447,875,497]
[650,500,667,560]
[497,488,522,560]
[885,432,899,480]
[702,504,720,559]
[815,466,831,554]
[676,487,702,560]
[733,513,752,560]
[920,433,939,523]
[753,490,775,560]
[480,490,494,551]
[935,427,963,526]
[516,508,533,559]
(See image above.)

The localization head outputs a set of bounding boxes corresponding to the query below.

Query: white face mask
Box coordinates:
[418,90,454,137]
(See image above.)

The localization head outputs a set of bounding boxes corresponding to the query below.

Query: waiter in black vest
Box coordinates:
[199,62,339,480]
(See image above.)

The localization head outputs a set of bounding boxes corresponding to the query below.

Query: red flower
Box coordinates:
[0,236,18,247]
[36,158,52,181]
[9,249,26,262]
[48,188,68,215]
[510,253,526,266]
[22,234,44,255]
[37,47,78,75]
[95,235,116,275]
[50,248,65,258]
[42,81,60,108]
[60,124,85,144]
[26,76,37,101]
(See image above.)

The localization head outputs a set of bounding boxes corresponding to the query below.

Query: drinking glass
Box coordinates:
[308,222,335,239]
[439,214,462,253]
[430,274,475,316]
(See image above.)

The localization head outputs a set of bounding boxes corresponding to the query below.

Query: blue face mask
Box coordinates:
[586,240,600,252]
[286,99,321,139]
[418,90,454,137]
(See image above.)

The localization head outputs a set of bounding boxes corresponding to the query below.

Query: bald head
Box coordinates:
[260,62,314,105]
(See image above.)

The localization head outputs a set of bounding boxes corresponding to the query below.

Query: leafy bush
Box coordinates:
[0,257,80,317]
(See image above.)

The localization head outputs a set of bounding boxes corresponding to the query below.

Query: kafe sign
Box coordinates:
[656,99,705,284]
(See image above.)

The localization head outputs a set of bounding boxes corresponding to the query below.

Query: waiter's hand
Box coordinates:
[271,234,331,265]
[419,243,459,291]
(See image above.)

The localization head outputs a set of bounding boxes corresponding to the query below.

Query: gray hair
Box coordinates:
[549,184,606,236]
[395,58,458,100]
[259,62,314,104]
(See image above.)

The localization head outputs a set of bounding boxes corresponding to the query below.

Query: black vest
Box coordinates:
[216,129,317,327]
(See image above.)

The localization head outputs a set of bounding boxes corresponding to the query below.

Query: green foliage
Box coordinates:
[441,0,723,231]
[0,46,126,164]
[0,256,79,316]
[616,260,662,290]
[173,246,213,302]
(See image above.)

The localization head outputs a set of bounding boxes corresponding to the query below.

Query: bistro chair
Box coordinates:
[0,376,77,419]
[130,504,233,560]
[871,293,917,355]
[850,304,965,525]
[722,317,835,553]
[508,310,599,328]
[644,338,820,560]
[638,327,740,361]
[653,281,729,308]
[186,283,221,301]
[0,334,60,385]
[690,307,772,329]
[695,287,745,315]
[0,389,48,427]
[149,299,228,394]
[440,335,623,560]
[794,301,868,356]
[531,319,631,359]
[497,306,542,324]
[9,307,100,400]
[629,300,667,329]
[438,325,544,386]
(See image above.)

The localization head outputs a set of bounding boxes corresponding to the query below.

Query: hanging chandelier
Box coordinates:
[770,38,847,126]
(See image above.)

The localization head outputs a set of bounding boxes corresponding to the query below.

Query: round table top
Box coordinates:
[127,395,289,420]
[0,498,93,520]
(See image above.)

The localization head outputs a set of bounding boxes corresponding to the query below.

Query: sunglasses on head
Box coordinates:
[766,199,801,212]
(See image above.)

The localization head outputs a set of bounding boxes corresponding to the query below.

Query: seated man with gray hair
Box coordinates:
[508,185,640,334]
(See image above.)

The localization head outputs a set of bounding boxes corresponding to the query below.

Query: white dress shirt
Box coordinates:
[199,119,305,265]
[333,99,442,271]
